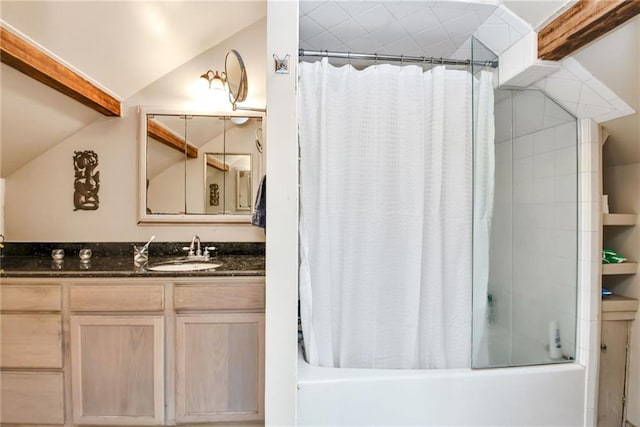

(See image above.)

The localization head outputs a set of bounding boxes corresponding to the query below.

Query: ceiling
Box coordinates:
[298,1,573,61]
[0,1,266,177]
[298,0,639,166]
[0,1,266,100]
[299,1,498,59]
[2,0,638,177]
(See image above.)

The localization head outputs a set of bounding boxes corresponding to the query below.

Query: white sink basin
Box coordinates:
[148,262,221,272]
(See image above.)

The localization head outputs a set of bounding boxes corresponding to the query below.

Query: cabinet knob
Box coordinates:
[600,344,607,351]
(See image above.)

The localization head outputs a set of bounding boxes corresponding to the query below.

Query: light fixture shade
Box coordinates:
[210,73,226,91]
[199,69,226,91]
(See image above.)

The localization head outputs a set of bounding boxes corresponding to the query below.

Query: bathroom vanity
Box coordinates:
[0,250,265,426]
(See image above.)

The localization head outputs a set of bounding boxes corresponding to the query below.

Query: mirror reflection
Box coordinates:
[205,153,252,214]
[141,110,263,222]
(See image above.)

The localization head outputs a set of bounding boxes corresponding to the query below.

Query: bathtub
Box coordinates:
[297,346,586,426]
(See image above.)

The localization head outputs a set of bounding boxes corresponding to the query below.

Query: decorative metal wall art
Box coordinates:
[73,150,100,211]
[209,183,220,206]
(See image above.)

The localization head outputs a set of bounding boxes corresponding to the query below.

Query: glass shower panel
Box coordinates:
[472,38,578,367]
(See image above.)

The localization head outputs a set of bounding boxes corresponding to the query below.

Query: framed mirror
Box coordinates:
[138,106,264,223]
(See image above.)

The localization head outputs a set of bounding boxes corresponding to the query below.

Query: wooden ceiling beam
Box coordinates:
[538,0,640,61]
[147,119,199,159]
[0,26,121,116]
[206,156,230,172]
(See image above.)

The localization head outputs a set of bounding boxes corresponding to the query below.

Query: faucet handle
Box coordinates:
[182,246,194,256]
[203,246,217,258]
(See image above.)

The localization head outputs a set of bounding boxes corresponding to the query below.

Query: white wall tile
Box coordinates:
[533,127,554,153]
[306,31,344,51]
[584,77,618,102]
[352,4,395,31]
[555,122,578,150]
[300,15,325,40]
[329,18,367,44]
[534,152,555,178]
[554,146,578,176]
[576,102,615,119]
[347,34,383,53]
[398,8,440,34]
[513,157,533,183]
[299,0,323,15]
[561,58,592,82]
[579,200,600,233]
[578,85,608,109]
[476,23,512,53]
[370,21,410,46]
[337,1,377,18]
[533,177,554,203]
[554,202,578,231]
[307,1,351,29]
[554,175,578,203]
[579,171,600,207]
[579,231,599,262]
[513,134,533,158]
[545,77,583,103]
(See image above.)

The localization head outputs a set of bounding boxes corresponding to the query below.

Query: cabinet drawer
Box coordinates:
[0,314,63,368]
[1,285,61,311]
[174,284,264,310]
[70,285,164,311]
[0,372,65,425]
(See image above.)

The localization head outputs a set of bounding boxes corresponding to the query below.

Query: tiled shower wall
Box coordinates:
[488,89,578,366]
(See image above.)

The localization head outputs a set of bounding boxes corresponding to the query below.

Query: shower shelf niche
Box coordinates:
[601,213,637,275]
[603,213,638,226]
[602,262,638,275]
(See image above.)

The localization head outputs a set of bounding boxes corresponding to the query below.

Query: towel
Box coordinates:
[252,175,266,229]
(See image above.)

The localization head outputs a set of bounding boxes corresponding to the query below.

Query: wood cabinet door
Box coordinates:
[0,372,64,425]
[175,314,264,423]
[598,320,630,427]
[70,315,164,425]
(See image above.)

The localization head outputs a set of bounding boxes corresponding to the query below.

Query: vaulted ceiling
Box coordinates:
[1,1,266,177]
[1,0,638,177]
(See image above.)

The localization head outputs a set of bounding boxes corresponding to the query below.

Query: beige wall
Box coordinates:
[603,164,640,425]
[576,18,640,167]
[4,19,266,243]
[596,17,640,427]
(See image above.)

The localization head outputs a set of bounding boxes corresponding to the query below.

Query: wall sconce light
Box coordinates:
[200,70,226,91]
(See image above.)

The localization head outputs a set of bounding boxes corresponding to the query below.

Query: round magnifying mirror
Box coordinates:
[225,50,248,108]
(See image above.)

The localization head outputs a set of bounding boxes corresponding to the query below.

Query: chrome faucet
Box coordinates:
[189,235,202,257]
[182,236,216,260]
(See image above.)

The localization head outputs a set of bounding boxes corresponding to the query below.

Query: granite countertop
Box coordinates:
[0,242,264,278]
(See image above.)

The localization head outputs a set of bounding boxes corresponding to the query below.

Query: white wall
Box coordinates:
[4,19,266,243]
[264,1,298,424]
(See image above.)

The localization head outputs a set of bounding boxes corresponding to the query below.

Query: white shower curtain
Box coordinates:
[299,59,494,369]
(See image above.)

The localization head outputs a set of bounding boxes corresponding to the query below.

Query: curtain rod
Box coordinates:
[299,49,498,68]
